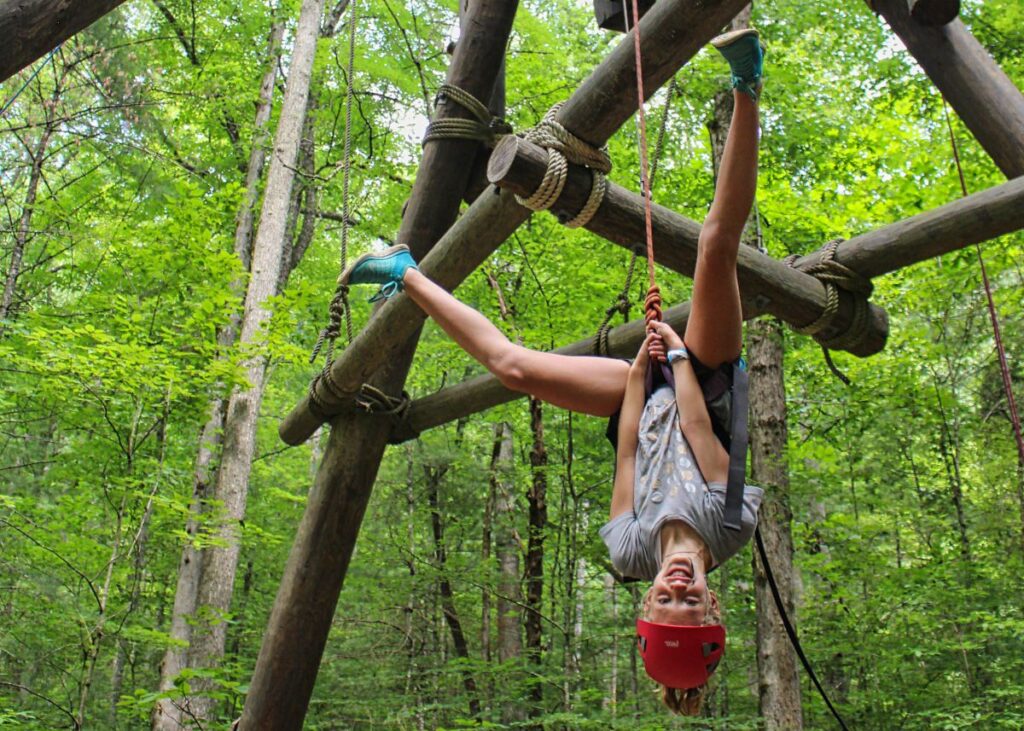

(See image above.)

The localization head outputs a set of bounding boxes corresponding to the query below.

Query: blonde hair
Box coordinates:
[641,586,722,716]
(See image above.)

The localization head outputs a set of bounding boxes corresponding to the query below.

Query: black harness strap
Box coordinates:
[723,360,749,531]
[755,528,851,731]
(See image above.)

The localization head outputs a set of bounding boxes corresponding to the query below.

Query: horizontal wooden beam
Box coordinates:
[394,174,1024,438]
[870,0,1024,178]
[278,0,753,446]
[487,135,890,357]
[790,174,1024,277]
[0,0,128,82]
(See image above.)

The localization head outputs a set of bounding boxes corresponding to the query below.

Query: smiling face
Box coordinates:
[644,555,718,626]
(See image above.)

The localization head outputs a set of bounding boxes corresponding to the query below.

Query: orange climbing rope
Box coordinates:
[623,0,665,361]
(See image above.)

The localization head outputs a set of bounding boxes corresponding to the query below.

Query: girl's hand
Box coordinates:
[631,332,656,374]
[649,321,684,352]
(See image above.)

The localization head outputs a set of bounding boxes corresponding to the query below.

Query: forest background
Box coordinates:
[1,0,1023,728]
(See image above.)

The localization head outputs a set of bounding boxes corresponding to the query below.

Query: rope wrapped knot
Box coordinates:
[784,238,874,383]
[644,285,666,362]
[516,103,612,229]
[423,84,512,148]
[309,281,353,365]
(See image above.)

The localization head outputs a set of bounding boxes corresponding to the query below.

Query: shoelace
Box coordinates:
[368,280,403,303]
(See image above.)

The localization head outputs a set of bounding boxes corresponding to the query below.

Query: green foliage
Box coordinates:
[2,0,1023,728]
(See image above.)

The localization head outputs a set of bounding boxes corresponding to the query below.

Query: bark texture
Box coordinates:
[525,398,547,712]
[240,3,519,726]
[870,0,1024,178]
[183,0,325,722]
[0,0,128,82]
[491,422,524,723]
[150,20,285,729]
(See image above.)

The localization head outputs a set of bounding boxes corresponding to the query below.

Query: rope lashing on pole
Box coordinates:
[784,239,874,384]
[422,83,513,147]
[310,0,359,367]
[514,103,612,228]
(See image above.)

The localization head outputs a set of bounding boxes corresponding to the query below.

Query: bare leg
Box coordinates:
[402,268,629,417]
[684,89,759,368]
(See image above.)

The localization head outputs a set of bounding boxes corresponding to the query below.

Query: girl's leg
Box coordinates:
[684,88,759,369]
[403,268,629,417]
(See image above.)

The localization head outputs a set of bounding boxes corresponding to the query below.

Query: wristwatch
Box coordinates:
[666,347,689,364]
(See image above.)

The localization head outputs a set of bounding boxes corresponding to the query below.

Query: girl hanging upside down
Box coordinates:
[340,28,766,716]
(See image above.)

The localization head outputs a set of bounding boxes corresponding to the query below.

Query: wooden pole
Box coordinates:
[790,175,1024,277]
[869,0,1024,178]
[391,174,1024,438]
[0,0,128,82]
[279,0,754,445]
[486,135,890,357]
[906,0,959,26]
[238,3,519,727]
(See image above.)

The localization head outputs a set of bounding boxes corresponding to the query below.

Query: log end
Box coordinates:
[487,135,523,184]
[908,0,960,26]
[279,398,322,446]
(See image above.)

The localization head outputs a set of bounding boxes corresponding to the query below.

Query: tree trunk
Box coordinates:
[748,317,804,728]
[490,422,524,723]
[707,15,803,724]
[425,463,481,719]
[1,57,65,325]
[185,0,325,722]
[151,19,284,731]
[525,398,547,713]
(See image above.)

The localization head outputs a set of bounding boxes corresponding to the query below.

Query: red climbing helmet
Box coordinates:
[636,619,725,689]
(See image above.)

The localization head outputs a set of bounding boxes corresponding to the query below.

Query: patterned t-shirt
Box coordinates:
[599,386,763,581]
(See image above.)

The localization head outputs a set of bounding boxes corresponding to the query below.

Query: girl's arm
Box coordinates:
[650,321,730,485]
[609,335,654,520]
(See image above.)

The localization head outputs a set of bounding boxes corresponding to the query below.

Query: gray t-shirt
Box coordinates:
[600,386,763,581]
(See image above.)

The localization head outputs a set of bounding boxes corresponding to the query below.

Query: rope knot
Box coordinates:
[785,238,875,383]
[423,84,510,148]
[516,102,611,228]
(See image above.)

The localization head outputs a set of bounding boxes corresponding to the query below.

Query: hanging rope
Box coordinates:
[592,75,679,356]
[942,99,1024,466]
[422,83,512,147]
[310,0,359,366]
[621,0,664,361]
[783,240,874,385]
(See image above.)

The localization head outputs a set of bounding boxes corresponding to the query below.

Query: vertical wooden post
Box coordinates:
[869,0,1024,178]
[238,3,519,727]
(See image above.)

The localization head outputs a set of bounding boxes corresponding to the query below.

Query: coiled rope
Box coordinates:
[423,83,512,147]
[514,103,612,229]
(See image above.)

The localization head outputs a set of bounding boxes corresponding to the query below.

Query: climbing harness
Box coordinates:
[942,99,1024,464]
[755,529,851,731]
[784,239,874,385]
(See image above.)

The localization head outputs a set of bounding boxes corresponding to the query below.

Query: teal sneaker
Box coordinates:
[711,28,765,101]
[339,244,419,302]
